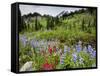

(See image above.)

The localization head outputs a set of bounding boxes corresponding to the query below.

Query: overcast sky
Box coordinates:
[19,4,85,17]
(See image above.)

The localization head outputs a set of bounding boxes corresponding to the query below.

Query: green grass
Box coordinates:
[20,28,96,46]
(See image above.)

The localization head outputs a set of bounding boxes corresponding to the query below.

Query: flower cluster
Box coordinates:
[87,45,96,58]
[42,60,54,70]
[76,44,82,52]
[72,53,77,63]
[64,45,70,53]
[20,36,28,47]
[60,54,66,64]
[19,38,96,70]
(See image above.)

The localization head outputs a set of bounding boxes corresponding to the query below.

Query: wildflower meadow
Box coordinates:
[18,5,97,71]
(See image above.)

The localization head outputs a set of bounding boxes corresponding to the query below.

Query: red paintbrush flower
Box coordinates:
[48,45,52,55]
[42,60,54,70]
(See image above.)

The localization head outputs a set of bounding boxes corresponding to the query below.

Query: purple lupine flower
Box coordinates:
[35,40,38,47]
[20,36,28,47]
[92,51,96,58]
[68,47,70,52]
[60,56,64,64]
[76,44,82,52]
[60,54,66,64]
[56,46,59,52]
[33,40,38,48]
[60,60,64,64]
[30,40,35,48]
[64,45,67,53]
[72,53,77,63]
[87,45,93,53]
[64,46,70,53]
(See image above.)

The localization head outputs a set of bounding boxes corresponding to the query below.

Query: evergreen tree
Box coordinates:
[82,18,85,31]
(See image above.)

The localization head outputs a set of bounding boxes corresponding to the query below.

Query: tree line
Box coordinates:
[18,7,96,33]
